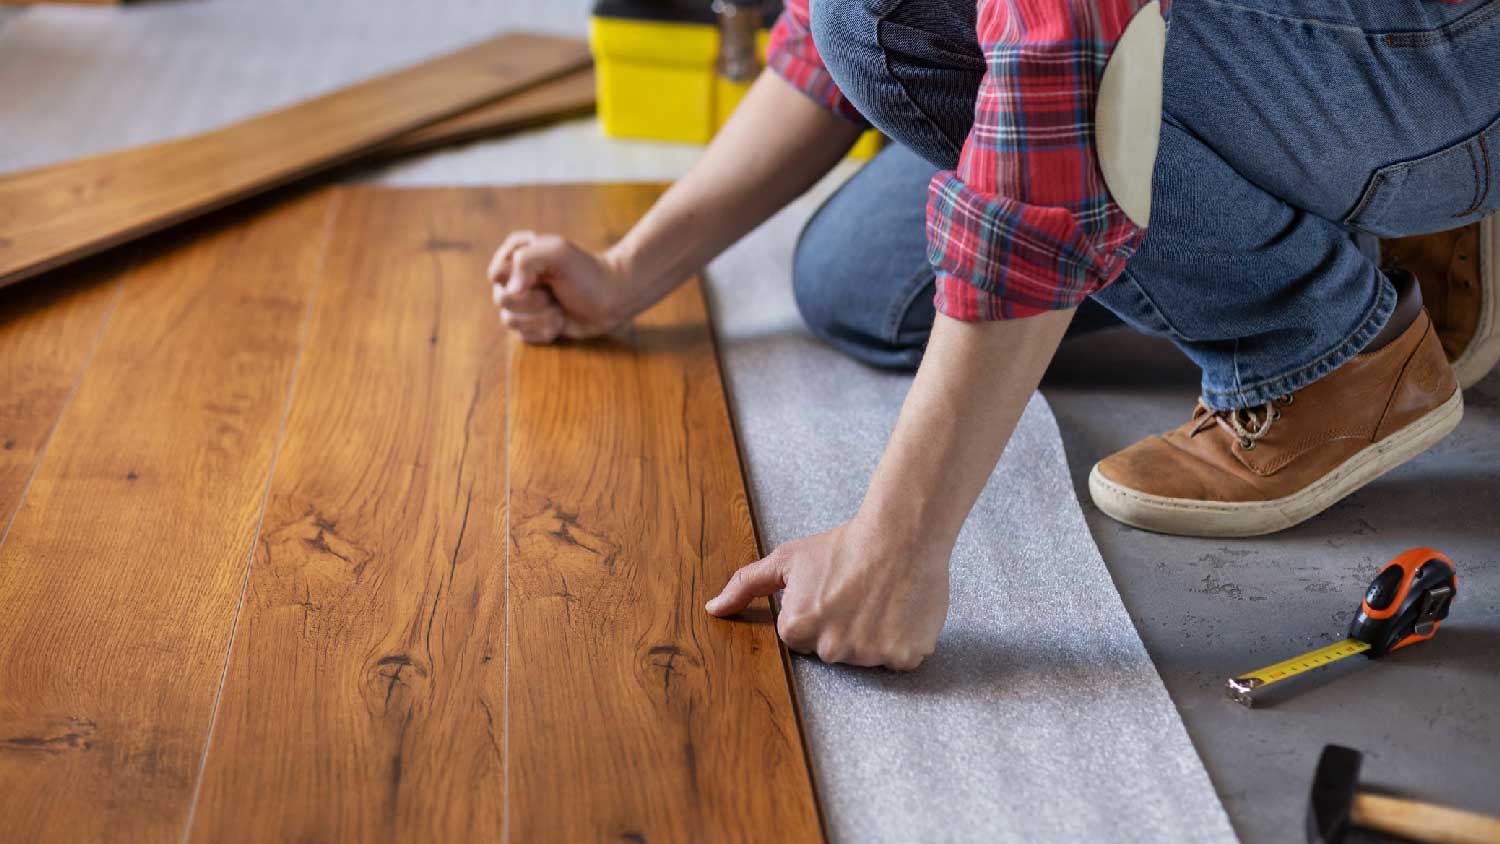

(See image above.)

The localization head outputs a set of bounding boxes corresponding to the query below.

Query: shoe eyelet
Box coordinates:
[1280,395,1294,406]
[1240,439,1255,450]
[1270,410,1282,421]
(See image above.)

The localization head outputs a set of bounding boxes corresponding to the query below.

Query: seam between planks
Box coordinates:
[179,190,347,844]
[0,270,128,556]
[502,332,513,844]
[696,274,831,841]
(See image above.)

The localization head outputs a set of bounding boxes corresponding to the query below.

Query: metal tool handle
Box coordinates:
[713,1,764,82]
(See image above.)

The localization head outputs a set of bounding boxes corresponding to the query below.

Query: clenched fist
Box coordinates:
[488,231,637,344]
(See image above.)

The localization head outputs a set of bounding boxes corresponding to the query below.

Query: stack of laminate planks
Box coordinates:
[0,32,596,289]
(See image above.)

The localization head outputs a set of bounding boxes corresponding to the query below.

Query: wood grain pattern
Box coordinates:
[0,191,338,841]
[374,67,596,160]
[505,185,823,842]
[188,188,510,840]
[0,261,123,534]
[0,185,820,840]
[0,33,589,288]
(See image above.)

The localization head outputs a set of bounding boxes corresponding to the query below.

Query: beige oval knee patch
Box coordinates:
[1097,1,1166,228]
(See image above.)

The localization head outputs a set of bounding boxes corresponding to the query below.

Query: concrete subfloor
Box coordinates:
[1045,332,1500,843]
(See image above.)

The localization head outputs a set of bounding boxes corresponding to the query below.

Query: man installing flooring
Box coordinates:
[490,0,1499,670]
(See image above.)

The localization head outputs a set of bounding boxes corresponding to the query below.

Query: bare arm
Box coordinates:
[608,72,864,308]
[706,309,1075,669]
[489,72,864,342]
[858,310,1074,547]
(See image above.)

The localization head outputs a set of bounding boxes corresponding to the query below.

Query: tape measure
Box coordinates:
[1225,548,1457,708]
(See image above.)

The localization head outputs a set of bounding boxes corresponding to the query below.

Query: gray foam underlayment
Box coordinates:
[708,209,1234,843]
[9,3,1497,841]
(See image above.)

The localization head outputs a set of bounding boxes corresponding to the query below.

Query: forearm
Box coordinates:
[605,71,863,312]
[857,309,1076,550]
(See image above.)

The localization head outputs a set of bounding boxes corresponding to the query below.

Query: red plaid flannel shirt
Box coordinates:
[767,0,1162,320]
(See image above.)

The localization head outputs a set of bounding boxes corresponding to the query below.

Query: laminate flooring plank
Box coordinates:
[0,32,589,288]
[188,188,509,841]
[0,263,124,539]
[374,67,596,161]
[0,191,339,842]
[506,185,823,842]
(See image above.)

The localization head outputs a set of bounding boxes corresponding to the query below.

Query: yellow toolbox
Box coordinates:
[589,0,884,157]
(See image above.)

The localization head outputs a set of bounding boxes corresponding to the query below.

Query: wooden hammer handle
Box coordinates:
[1353,793,1500,844]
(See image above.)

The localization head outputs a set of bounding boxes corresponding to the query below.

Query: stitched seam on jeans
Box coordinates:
[1347,176,1382,228]
[884,265,936,343]
[1349,112,1500,228]
[1200,274,1394,400]
[876,2,967,166]
[1201,0,1500,45]
[1458,141,1483,216]
[1380,1,1500,48]
[1458,133,1492,217]
[1195,0,1371,33]
[1232,338,1243,396]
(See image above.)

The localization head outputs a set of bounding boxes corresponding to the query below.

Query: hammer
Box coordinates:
[1307,745,1500,844]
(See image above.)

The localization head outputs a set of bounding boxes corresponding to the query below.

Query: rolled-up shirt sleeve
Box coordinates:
[765,0,868,124]
[927,0,1156,321]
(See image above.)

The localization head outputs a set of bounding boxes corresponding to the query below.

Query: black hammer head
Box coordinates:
[1306,745,1363,844]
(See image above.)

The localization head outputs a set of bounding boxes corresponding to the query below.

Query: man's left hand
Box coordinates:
[704,517,950,671]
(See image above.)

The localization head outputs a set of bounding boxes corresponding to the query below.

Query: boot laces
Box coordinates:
[1190,394,1294,450]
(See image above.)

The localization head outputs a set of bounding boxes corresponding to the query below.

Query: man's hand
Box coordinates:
[488,74,862,345]
[705,518,950,671]
[704,309,1076,671]
[488,232,635,344]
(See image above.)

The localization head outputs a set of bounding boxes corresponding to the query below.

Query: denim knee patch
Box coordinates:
[810,0,982,170]
[1346,112,1500,237]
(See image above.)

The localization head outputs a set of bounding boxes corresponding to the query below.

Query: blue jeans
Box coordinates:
[793,0,1500,409]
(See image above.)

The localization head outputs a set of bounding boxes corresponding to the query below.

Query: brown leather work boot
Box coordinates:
[1382,214,1499,389]
[1089,310,1463,537]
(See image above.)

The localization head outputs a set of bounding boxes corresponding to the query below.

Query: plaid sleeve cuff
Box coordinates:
[925,173,1142,321]
[766,11,867,124]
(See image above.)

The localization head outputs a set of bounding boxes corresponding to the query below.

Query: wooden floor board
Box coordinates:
[506,185,823,842]
[373,67,596,161]
[0,262,124,539]
[0,191,338,842]
[188,188,510,841]
[0,33,589,288]
[1,184,820,841]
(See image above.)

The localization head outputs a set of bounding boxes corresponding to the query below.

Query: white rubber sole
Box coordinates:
[1088,388,1465,538]
[1454,213,1500,390]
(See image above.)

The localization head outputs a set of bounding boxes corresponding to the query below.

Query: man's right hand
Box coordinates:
[488,231,635,344]
[488,74,862,345]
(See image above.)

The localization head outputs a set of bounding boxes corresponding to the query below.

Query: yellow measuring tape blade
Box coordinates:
[1229,638,1371,696]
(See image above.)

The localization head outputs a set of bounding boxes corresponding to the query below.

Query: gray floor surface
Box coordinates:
[5,3,1498,841]
[1046,333,1500,840]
